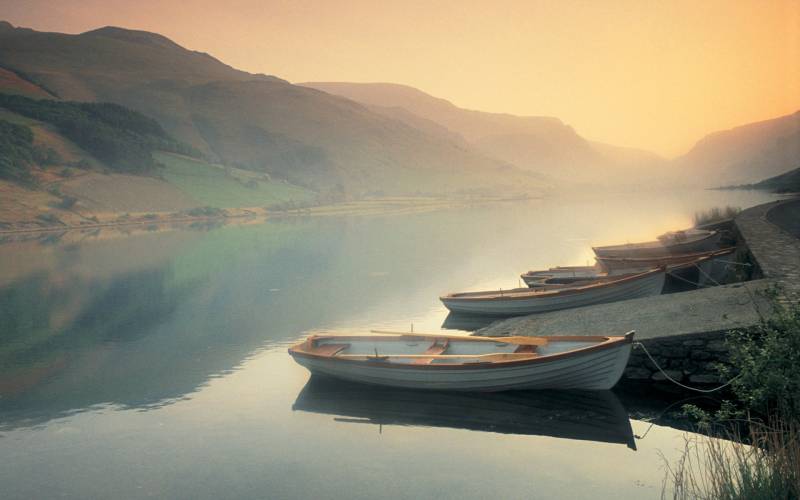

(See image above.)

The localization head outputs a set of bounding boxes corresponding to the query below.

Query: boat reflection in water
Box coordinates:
[292,376,637,450]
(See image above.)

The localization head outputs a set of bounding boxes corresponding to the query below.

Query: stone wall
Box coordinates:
[623,331,730,384]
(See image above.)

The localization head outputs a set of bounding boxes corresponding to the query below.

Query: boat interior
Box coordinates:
[294,334,606,365]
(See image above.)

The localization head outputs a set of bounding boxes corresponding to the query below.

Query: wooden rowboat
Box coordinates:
[441,268,665,316]
[520,265,601,287]
[592,228,721,259]
[522,248,736,289]
[288,331,635,391]
[595,247,735,274]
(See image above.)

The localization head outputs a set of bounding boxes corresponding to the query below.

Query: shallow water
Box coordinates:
[0,190,780,499]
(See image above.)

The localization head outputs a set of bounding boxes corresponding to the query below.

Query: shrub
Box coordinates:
[57,195,78,210]
[694,206,741,226]
[0,119,37,186]
[718,292,800,418]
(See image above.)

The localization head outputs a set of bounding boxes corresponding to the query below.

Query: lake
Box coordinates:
[0,190,779,499]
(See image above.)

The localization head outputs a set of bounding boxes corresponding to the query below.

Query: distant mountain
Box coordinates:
[300,82,666,183]
[675,111,800,185]
[720,166,800,193]
[0,22,541,196]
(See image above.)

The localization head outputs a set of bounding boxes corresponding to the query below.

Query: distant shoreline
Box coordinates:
[0,195,535,237]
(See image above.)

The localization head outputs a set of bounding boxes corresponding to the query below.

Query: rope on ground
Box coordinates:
[633,342,740,393]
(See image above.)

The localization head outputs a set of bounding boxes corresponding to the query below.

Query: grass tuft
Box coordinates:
[694,206,741,226]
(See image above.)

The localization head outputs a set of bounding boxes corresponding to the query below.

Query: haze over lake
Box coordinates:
[0,189,778,499]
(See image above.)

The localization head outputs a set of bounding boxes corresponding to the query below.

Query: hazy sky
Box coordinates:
[2,0,798,156]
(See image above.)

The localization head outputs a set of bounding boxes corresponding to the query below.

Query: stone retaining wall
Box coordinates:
[623,331,730,384]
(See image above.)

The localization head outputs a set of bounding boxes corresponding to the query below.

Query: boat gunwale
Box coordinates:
[441,267,664,301]
[288,333,634,370]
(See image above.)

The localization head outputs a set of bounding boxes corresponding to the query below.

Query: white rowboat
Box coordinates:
[441,268,665,316]
[592,229,721,259]
[522,248,736,289]
[595,247,735,274]
[521,265,602,287]
[288,331,635,391]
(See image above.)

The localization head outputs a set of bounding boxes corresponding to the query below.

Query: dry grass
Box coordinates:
[663,417,800,499]
[694,206,741,226]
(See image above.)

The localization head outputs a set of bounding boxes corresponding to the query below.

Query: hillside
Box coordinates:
[0,93,199,174]
[720,166,800,193]
[675,110,800,185]
[300,82,667,183]
[0,103,320,230]
[0,22,543,197]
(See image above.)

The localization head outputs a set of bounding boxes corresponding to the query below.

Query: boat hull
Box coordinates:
[290,341,632,392]
[596,247,735,273]
[593,231,721,259]
[441,270,665,317]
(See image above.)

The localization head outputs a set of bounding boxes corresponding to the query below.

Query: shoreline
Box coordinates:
[0,195,535,238]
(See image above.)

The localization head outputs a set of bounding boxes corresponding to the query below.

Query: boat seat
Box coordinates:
[413,339,449,365]
[514,344,538,354]
[312,343,350,357]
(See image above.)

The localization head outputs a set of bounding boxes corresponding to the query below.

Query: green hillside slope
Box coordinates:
[0,22,544,197]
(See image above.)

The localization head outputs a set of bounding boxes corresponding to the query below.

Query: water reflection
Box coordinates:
[441,312,500,331]
[293,376,637,449]
[0,190,780,432]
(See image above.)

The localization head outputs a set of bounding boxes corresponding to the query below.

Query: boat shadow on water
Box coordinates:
[440,312,501,331]
[292,376,637,450]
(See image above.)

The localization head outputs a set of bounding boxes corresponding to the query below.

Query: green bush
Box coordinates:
[0,119,37,185]
[718,292,800,418]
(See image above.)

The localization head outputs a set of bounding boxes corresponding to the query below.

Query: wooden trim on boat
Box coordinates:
[440,267,664,301]
[288,331,635,370]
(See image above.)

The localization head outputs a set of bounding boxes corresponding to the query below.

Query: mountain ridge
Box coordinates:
[300,81,665,183]
[0,21,542,196]
[675,110,800,185]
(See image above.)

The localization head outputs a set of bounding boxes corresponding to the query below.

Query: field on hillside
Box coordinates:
[155,152,314,208]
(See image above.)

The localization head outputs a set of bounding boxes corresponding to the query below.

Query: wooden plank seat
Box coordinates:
[413,339,449,365]
[312,343,350,357]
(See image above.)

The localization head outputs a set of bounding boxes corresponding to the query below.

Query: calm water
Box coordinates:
[0,190,779,499]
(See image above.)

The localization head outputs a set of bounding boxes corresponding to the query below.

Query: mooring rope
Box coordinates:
[633,342,740,393]
[665,271,708,288]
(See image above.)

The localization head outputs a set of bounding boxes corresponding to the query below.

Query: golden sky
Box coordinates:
[2,0,798,156]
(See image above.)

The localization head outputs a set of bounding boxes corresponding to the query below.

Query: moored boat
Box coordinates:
[441,268,665,316]
[288,331,635,391]
[592,228,721,259]
[595,247,735,274]
[521,265,602,287]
